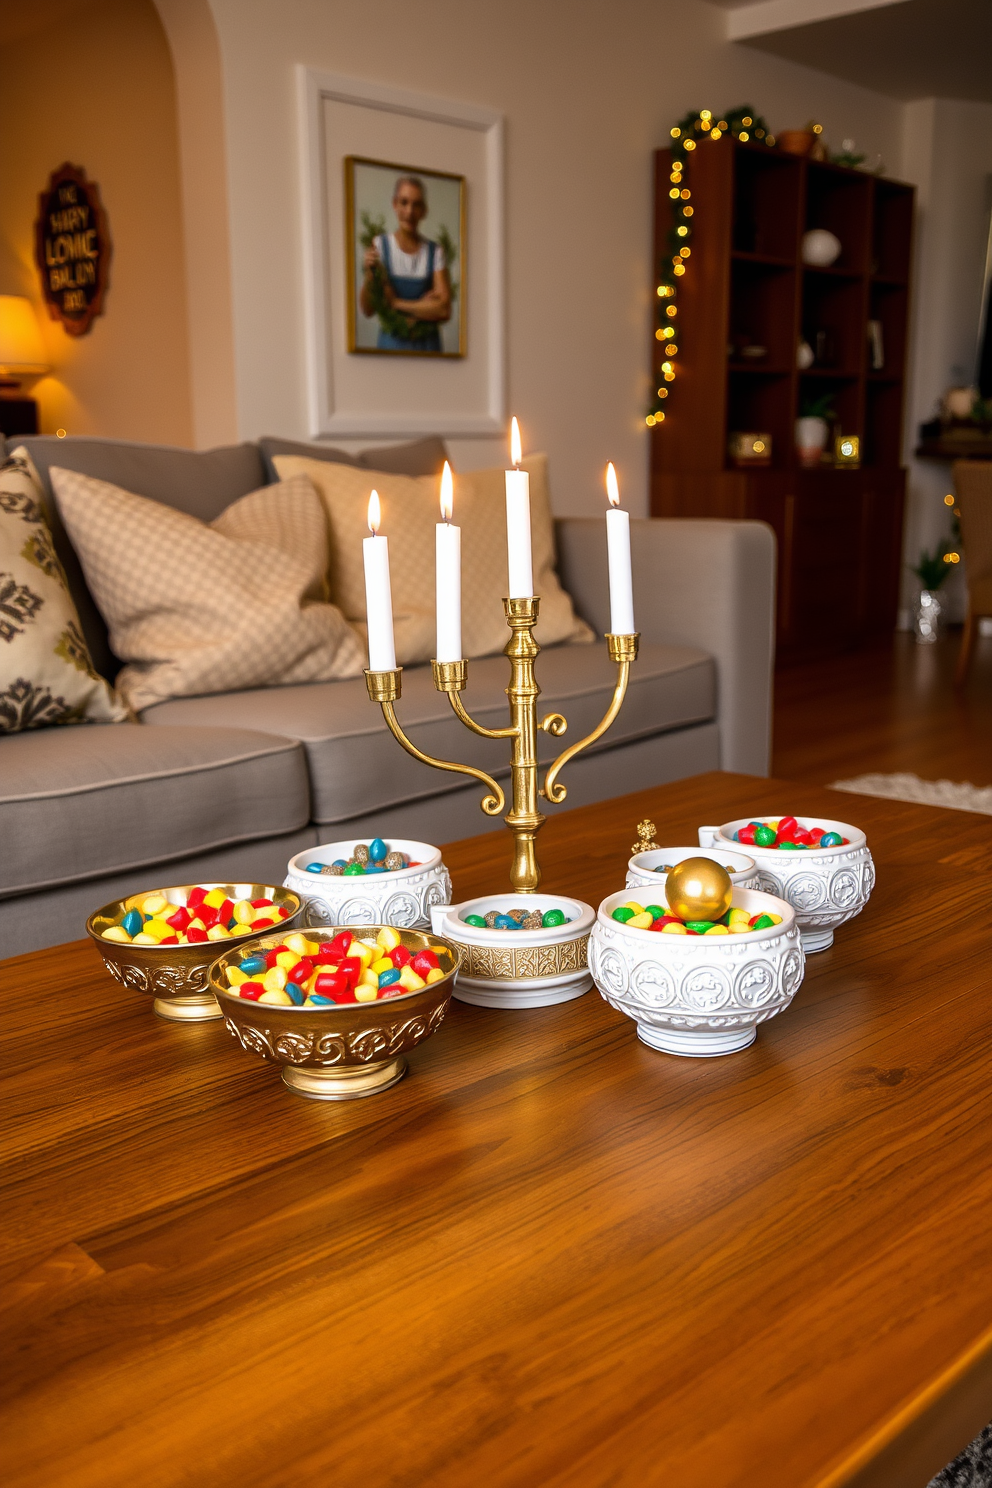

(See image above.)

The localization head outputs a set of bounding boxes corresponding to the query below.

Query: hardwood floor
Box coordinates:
[772,628,992,788]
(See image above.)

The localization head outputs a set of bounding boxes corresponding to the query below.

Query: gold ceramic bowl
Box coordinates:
[210,926,460,1100]
[87,882,303,1023]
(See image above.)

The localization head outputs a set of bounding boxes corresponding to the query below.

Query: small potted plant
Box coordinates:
[795,393,834,468]
[910,542,956,645]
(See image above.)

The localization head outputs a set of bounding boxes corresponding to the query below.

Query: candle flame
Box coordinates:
[367,490,381,535]
[606,462,620,508]
[439,461,453,521]
[510,416,522,467]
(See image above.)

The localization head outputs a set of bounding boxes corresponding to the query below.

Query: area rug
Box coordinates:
[829,772,992,816]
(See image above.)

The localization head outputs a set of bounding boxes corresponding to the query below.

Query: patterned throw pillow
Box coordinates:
[271,452,595,665]
[0,450,127,733]
[49,467,365,713]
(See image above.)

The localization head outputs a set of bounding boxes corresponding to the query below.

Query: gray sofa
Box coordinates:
[1,433,776,958]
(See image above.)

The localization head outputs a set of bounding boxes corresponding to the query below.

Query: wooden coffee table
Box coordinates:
[2,771,990,1488]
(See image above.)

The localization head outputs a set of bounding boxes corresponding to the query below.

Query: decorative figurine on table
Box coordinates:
[363,424,640,895]
[631,819,660,855]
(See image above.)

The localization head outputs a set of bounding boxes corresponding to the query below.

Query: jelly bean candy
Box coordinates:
[186,927,208,943]
[369,838,387,863]
[705,925,729,935]
[314,972,348,1001]
[398,965,426,992]
[167,906,192,932]
[425,968,445,985]
[187,887,207,908]
[239,956,266,976]
[344,862,364,876]
[259,989,293,1006]
[411,950,440,977]
[819,831,842,847]
[778,816,798,838]
[645,905,666,921]
[326,931,353,960]
[378,967,402,988]
[661,922,688,934]
[750,914,775,930]
[737,823,757,846]
[338,957,363,985]
[263,967,288,992]
[285,982,305,1006]
[121,908,143,937]
[779,841,804,850]
[464,914,487,927]
[542,909,566,927]
[377,927,402,951]
[355,986,379,1003]
[626,912,654,929]
[287,958,314,985]
[239,981,265,1000]
[275,949,299,970]
[332,859,347,869]
[753,825,777,847]
[684,920,715,933]
[306,993,334,1006]
[493,914,517,929]
[265,945,289,968]
[305,863,324,873]
[612,906,635,923]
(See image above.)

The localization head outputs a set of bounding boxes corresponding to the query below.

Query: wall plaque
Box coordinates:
[34,163,111,336]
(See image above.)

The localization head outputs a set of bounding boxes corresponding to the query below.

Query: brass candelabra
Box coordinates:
[365,597,639,893]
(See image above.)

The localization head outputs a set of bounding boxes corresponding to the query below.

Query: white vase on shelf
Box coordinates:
[913,589,942,645]
[795,416,829,468]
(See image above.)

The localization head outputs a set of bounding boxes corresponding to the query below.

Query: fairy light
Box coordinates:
[645,104,775,430]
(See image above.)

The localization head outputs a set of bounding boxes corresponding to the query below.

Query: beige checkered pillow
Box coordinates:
[0,449,127,732]
[50,468,364,712]
[272,452,594,664]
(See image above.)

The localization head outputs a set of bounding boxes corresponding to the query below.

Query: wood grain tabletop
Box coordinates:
[2,771,990,1488]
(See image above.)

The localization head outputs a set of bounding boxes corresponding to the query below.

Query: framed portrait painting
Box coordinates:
[345,157,465,357]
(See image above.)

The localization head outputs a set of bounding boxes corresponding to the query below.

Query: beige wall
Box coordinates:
[0,0,194,444]
[209,0,906,514]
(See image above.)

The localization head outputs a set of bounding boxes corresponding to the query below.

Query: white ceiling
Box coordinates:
[720,0,992,102]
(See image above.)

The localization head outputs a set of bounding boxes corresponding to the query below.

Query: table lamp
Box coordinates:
[0,296,49,436]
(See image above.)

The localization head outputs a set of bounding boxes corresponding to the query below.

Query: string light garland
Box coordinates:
[646,106,775,429]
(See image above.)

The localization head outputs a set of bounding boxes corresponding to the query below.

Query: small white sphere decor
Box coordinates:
[801,228,842,267]
[589,888,805,1057]
[698,817,874,952]
[431,893,595,1009]
[285,839,451,930]
[627,846,758,895]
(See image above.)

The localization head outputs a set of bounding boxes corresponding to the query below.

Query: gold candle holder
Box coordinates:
[365,597,639,894]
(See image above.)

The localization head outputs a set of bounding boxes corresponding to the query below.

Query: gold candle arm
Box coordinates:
[431,660,517,740]
[541,633,639,805]
[366,669,505,816]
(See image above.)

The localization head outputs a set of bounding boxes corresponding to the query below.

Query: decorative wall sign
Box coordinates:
[34,163,111,337]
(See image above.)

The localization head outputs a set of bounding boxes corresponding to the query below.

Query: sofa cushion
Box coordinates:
[0,723,310,898]
[258,435,448,484]
[141,641,715,825]
[15,437,267,682]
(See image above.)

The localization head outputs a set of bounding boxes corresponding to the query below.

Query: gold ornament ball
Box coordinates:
[666,857,733,922]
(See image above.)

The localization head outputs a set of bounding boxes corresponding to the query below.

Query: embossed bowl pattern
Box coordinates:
[284,839,451,931]
[699,816,874,953]
[86,882,303,1022]
[589,887,806,1057]
[626,846,759,894]
[210,925,460,1099]
[430,893,596,1010]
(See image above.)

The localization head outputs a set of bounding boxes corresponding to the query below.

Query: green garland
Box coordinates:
[359,211,459,344]
[647,106,774,428]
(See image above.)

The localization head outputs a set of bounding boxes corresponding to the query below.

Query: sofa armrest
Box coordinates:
[555,517,776,775]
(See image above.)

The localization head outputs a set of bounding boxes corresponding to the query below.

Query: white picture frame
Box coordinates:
[297,67,505,439]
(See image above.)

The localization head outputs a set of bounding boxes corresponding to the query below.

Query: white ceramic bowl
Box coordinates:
[698,816,874,953]
[589,887,805,1057]
[285,838,451,931]
[430,893,595,1009]
[626,846,759,895]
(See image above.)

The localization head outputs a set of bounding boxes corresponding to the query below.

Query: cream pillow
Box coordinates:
[0,450,127,732]
[272,452,594,665]
[49,468,365,712]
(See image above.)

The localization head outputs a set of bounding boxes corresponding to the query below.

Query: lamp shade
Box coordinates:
[0,296,49,376]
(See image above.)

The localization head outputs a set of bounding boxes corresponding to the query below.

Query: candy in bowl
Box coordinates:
[698,815,874,952]
[284,838,451,930]
[589,887,805,1057]
[430,893,595,1009]
[211,925,459,1099]
[627,845,758,895]
[87,881,303,1022]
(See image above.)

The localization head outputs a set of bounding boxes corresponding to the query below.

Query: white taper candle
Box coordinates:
[605,462,635,635]
[504,416,533,598]
[435,461,462,662]
[363,490,397,671]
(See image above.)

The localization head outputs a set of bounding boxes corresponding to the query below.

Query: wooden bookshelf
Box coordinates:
[650,139,915,657]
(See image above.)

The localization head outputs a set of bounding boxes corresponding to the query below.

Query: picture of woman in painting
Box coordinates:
[359,174,452,353]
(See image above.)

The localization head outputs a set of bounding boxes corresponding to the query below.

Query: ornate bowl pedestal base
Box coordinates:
[800,927,834,954]
[282,1057,407,1101]
[637,1023,756,1058]
[153,993,223,1022]
[452,968,592,1010]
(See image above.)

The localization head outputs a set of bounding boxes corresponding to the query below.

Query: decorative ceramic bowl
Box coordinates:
[589,888,805,1057]
[210,926,459,1099]
[86,882,303,1022]
[284,839,451,932]
[430,893,595,1009]
[626,846,759,895]
[698,817,874,953]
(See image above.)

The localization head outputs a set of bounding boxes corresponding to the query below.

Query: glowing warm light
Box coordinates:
[710,129,722,140]
[606,462,620,508]
[439,461,453,521]
[739,131,749,142]
[680,246,691,257]
[742,116,753,127]
[673,263,685,276]
[368,490,381,535]
[684,139,696,151]
[662,362,673,374]
[944,493,955,505]
[646,415,656,427]
[681,189,691,199]
[683,206,694,217]
[671,127,681,138]
[510,415,522,467]
[677,226,689,236]
[655,329,664,341]
[666,305,677,317]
